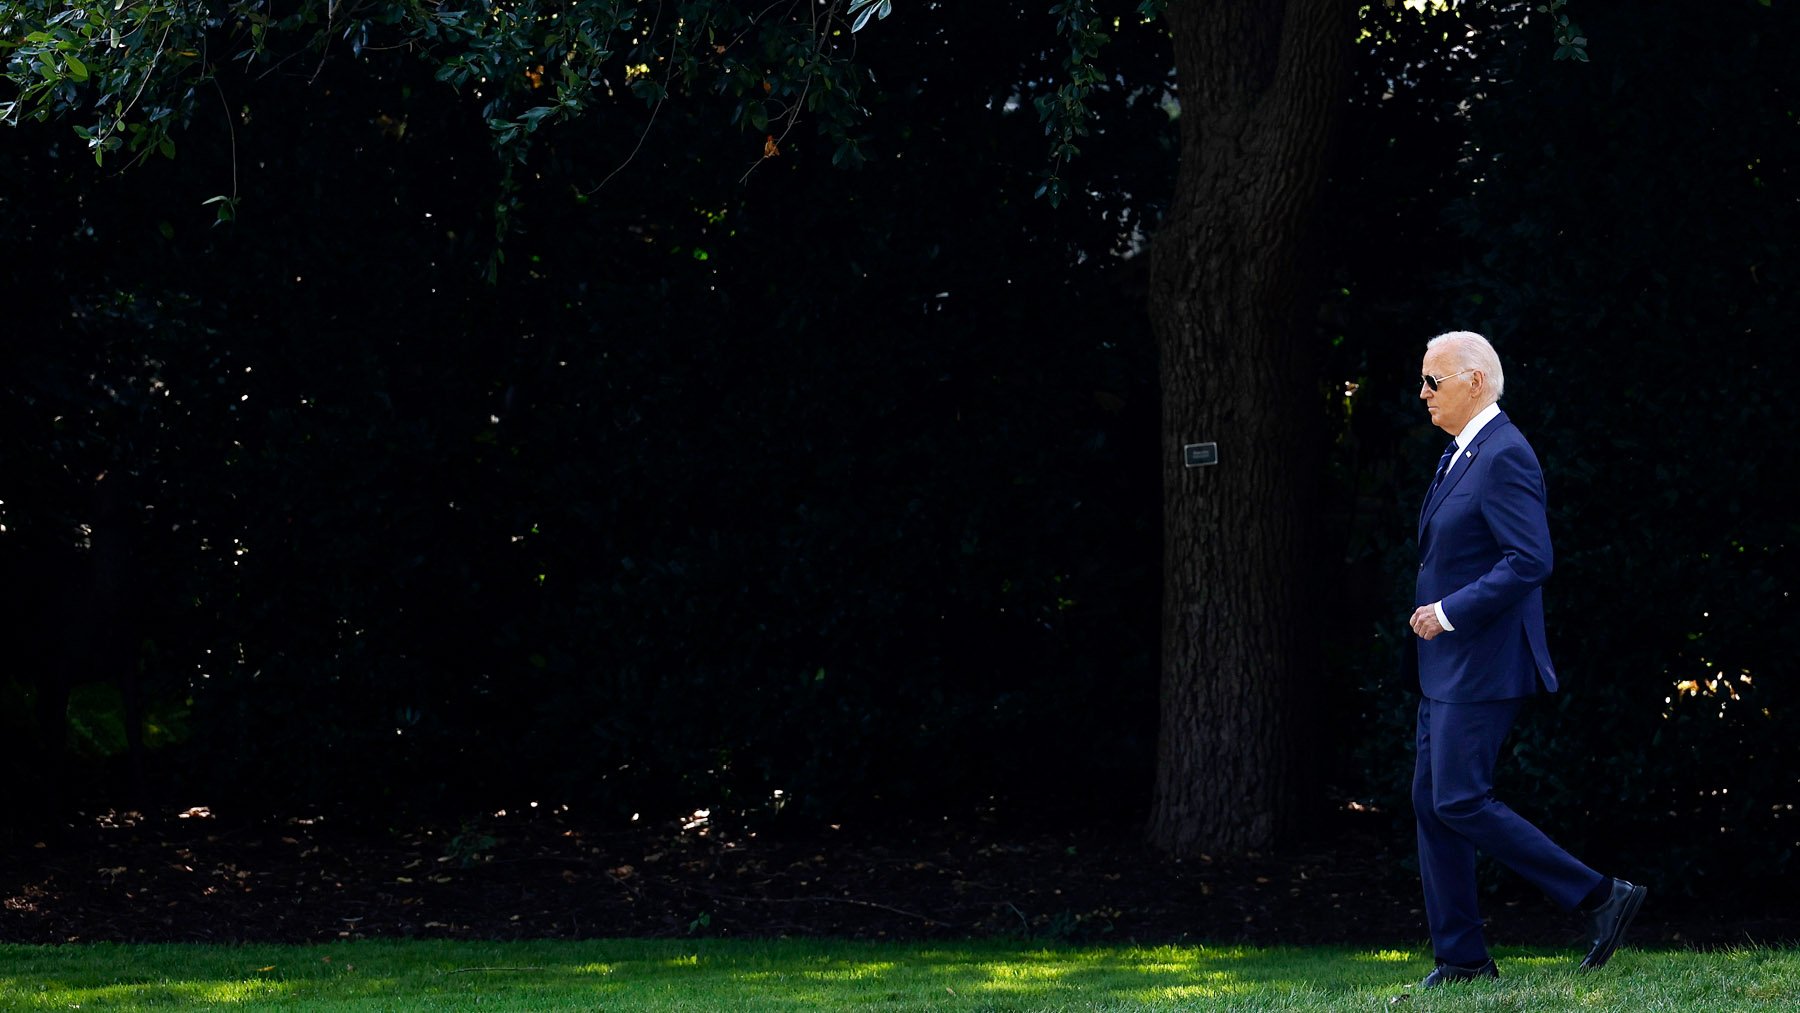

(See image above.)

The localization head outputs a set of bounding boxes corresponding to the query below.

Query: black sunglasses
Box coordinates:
[1420,368,1476,392]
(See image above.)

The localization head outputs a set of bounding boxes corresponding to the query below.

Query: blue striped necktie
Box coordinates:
[1429,439,1459,498]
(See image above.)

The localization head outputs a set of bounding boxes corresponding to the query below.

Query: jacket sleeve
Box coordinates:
[1440,442,1553,631]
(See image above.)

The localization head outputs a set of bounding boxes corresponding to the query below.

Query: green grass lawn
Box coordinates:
[2,939,1795,1011]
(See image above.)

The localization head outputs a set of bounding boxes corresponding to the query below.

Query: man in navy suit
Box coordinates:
[1406,331,1646,988]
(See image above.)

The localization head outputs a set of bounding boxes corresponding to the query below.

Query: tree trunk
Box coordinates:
[1145,0,1350,856]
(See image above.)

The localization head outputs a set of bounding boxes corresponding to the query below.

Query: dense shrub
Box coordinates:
[1342,0,1800,895]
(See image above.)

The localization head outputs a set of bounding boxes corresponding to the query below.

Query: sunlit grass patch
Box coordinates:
[0,938,1796,1011]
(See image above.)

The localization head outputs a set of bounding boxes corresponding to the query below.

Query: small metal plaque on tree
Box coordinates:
[1183,442,1219,468]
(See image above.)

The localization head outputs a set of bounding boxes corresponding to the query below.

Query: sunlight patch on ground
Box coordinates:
[570,961,617,976]
[1506,951,1572,969]
[1174,944,1259,963]
[1129,960,1206,975]
[803,960,899,983]
[37,979,297,1007]
[1137,977,1257,1002]
[197,977,295,1003]
[734,960,900,984]
[974,959,1077,988]
[1353,948,1421,963]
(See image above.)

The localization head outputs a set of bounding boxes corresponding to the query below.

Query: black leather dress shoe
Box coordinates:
[1418,958,1499,988]
[1580,878,1648,971]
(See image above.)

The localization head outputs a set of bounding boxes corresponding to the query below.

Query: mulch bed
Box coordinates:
[4,804,1794,949]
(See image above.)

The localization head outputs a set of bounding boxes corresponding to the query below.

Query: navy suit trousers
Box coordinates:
[1412,696,1604,964]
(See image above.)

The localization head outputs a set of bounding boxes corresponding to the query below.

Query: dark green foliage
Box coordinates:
[4,0,1794,900]
[1,3,1172,826]
[1463,0,1799,895]
[1337,0,1800,895]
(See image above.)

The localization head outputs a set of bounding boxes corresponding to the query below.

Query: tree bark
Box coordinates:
[1145,0,1351,856]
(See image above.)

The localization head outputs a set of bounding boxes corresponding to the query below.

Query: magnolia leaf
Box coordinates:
[848,0,891,33]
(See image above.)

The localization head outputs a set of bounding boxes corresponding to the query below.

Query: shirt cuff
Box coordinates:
[1433,601,1455,632]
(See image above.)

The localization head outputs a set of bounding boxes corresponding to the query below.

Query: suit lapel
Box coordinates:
[1420,412,1513,534]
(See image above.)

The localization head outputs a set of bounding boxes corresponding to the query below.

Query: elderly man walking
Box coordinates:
[1405,330,1645,988]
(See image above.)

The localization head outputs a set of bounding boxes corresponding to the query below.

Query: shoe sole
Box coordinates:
[1580,884,1647,971]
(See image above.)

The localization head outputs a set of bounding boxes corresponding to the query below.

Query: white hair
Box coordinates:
[1427,330,1504,404]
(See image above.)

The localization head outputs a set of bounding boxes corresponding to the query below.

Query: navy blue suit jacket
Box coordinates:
[1408,411,1559,702]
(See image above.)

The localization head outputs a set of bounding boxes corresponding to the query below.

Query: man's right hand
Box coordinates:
[1410,604,1446,641]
